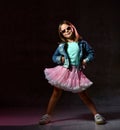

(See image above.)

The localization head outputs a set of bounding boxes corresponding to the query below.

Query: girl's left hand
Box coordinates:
[82,59,87,69]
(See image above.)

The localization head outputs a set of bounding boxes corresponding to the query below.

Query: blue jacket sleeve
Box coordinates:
[82,40,94,63]
[52,46,62,64]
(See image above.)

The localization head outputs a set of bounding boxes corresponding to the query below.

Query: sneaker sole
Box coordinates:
[96,120,106,125]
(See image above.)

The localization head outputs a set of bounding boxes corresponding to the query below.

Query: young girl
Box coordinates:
[39,20,106,125]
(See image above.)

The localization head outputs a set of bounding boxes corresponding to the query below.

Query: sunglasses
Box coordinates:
[61,26,72,34]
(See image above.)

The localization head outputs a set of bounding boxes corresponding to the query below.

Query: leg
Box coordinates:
[46,87,62,115]
[78,90,97,115]
[39,87,62,124]
[78,90,106,124]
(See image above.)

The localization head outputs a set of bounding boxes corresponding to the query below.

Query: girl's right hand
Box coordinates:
[61,56,65,63]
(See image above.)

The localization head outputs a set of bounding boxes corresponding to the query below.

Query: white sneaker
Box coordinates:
[94,114,106,125]
[39,114,51,125]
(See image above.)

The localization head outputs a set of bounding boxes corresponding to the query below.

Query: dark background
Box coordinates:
[0,0,120,107]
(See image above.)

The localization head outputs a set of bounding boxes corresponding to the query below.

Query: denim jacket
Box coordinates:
[52,40,94,68]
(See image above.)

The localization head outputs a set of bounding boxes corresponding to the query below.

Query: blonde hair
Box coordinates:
[58,20,82,42]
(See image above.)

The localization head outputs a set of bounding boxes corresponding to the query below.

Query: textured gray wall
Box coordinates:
[0,1,120,106]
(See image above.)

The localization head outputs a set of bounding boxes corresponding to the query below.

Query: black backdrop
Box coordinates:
[0,0,120,107]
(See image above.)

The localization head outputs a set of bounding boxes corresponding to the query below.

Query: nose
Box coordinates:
[66,29,69,32]
[64,28,70,33]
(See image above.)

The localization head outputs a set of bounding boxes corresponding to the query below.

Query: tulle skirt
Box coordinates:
[44,65,93,93]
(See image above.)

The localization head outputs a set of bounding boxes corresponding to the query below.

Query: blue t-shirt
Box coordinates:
[67,42,80,66]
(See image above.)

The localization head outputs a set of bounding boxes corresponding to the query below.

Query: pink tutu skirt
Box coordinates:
[44,65,93,93]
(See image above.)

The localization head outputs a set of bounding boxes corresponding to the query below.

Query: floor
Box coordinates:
[0,104,120,130]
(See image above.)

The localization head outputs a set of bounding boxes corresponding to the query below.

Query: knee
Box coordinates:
[53,87,62,98]
[78,91,86,99]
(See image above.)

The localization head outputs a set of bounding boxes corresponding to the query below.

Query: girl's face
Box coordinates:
[60,24,73,39]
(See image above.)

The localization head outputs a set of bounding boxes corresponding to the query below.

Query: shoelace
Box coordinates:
[40,114,50,121]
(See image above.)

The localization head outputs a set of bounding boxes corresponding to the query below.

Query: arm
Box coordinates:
[82,40,94,64]
[52,45,63,64]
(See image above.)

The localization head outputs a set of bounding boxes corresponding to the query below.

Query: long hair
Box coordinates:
[58,20,82,42]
